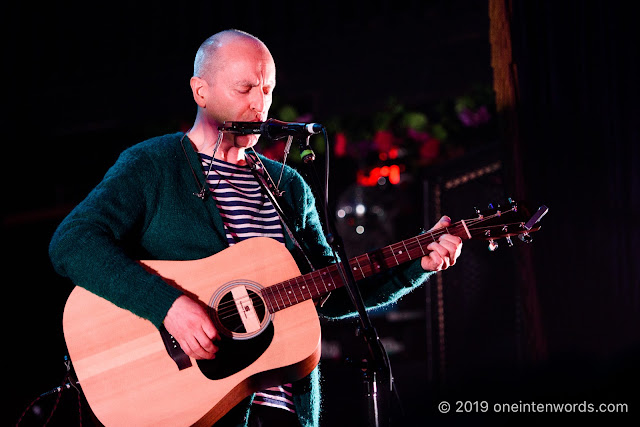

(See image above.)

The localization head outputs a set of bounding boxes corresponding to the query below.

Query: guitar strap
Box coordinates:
[245,152,316,274]
[246,151,332,307]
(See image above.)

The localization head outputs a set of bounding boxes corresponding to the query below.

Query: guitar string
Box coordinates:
[213,209,521,319]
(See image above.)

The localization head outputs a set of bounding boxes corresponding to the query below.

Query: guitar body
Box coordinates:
[63,237,321,426]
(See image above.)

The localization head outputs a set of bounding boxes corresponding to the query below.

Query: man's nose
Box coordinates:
[250,91,266,114]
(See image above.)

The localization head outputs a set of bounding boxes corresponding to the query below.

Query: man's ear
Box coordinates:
[190,76,208,108]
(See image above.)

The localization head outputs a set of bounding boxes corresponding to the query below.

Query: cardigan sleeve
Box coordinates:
[49,145,183,328]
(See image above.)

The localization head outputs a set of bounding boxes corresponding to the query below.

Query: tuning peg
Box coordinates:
[519,233,533,243]
[505,236,514,247]
[488,239,498,251]
[488,203,494,209]
[474,207,483,218]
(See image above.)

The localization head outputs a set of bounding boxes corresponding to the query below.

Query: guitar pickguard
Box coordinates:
[197,323,274,380]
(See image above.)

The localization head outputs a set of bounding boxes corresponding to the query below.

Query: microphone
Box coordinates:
[219,118,324,140]
[260,118,324,140]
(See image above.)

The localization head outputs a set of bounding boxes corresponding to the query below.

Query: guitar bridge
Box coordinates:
[159,324,192,370]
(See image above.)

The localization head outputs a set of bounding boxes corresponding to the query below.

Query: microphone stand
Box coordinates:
[294,133,402,427]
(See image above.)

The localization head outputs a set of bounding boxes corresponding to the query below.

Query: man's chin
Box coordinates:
[234,135,259,149]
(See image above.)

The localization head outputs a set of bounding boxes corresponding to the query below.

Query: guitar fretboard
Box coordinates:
[260,221,471,313]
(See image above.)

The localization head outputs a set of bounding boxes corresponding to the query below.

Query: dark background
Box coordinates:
[5,0,638,425]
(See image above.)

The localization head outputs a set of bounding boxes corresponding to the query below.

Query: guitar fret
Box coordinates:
[318,269,329,293]
[398,243,410,264]
[353,256,365,280]
[323,269,335,290]
[269,288,282,312]
[304,272,317,299]
[283,280,292,306]
[272,282,293,308]
[297,276,310,300]
[277,284,287,309]
[283,283,293,306]
[401,240,412,260]
[308,274,319,299]
[301,275,313,300]
[415,235,426,256]
[289,281,299,304]
[295,276,304,301]
[269,287,278,311]
[327,264,340,289]
[261,288,274,313]
[390,244,400,265]
[394,244,406,264]
[366,252,380,275]
[370,248,387,273]
[306,272,317,299]
[267,294,275,313]
[364,255,374,276]
[310,272,322,299]
[305,275,314,299]
[263,287,274,311]
[291,278,302,304]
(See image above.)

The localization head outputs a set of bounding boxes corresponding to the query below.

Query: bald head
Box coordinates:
[193,29,269,82]
[188,29,276,152]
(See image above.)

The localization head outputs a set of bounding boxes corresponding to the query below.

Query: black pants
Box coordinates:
[248,404,301,427]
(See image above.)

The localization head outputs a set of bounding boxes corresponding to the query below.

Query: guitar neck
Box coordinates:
[261,220,472,313]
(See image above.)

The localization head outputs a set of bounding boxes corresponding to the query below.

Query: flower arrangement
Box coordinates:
[258,85,496,188]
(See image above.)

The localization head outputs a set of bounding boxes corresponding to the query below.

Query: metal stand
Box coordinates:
[293,133,402,426]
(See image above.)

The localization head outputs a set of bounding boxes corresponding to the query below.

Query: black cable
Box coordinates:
[15,356,83,426]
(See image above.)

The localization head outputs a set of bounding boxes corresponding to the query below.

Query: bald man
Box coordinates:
[50,29,462,427]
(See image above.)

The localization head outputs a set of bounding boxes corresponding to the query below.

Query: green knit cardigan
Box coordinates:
[49,133,432,427]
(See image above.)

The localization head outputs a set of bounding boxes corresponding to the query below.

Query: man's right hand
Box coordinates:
[163,295,220,359]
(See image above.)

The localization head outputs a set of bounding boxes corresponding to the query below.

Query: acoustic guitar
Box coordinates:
[62,201,547,426]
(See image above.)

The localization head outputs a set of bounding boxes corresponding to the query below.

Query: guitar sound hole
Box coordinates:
[216,289,267,335]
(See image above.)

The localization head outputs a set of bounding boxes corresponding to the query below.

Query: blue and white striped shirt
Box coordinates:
[200,153,295,413]
[200,153,285,246]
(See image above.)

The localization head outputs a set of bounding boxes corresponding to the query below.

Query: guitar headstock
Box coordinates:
[466,199,548,251]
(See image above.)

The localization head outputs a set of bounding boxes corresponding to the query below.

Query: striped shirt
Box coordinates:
[200,153,286,245]
[200,153,295,413]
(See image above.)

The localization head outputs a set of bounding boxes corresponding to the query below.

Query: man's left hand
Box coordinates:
[420,216,463,272]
